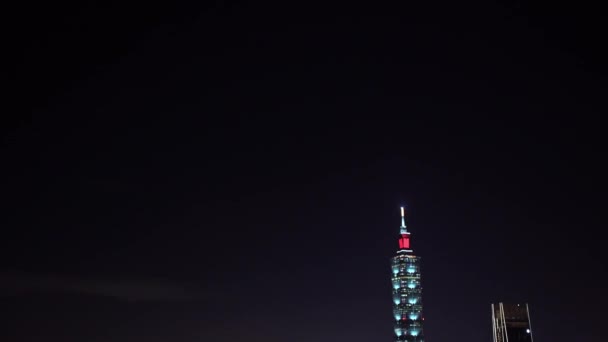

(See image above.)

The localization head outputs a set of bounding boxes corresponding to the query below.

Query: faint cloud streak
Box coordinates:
[0,272,207,302]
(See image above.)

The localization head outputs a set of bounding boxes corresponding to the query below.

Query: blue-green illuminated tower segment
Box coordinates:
[391,207,424,342]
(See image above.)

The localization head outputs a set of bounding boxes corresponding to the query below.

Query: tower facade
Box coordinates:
[391,207,424,342]
[491,303,534,342]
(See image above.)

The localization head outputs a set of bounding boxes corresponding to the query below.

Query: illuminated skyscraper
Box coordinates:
[492,303,534,342]
[391,207,424,342]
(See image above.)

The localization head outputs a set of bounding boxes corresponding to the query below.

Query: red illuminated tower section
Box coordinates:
[391,207,424,342]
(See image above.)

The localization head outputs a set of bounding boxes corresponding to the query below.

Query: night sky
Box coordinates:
[4,1,607,341]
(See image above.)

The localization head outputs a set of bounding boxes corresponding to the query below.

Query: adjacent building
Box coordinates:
[391,207,424,342]
[492,303,534,342]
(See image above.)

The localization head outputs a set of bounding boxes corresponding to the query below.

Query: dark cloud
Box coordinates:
[0,272,207,302]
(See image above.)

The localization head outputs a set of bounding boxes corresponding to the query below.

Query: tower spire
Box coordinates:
[400,206,408,234]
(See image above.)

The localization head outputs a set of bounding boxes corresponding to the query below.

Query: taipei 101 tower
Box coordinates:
[391,207,424,342]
